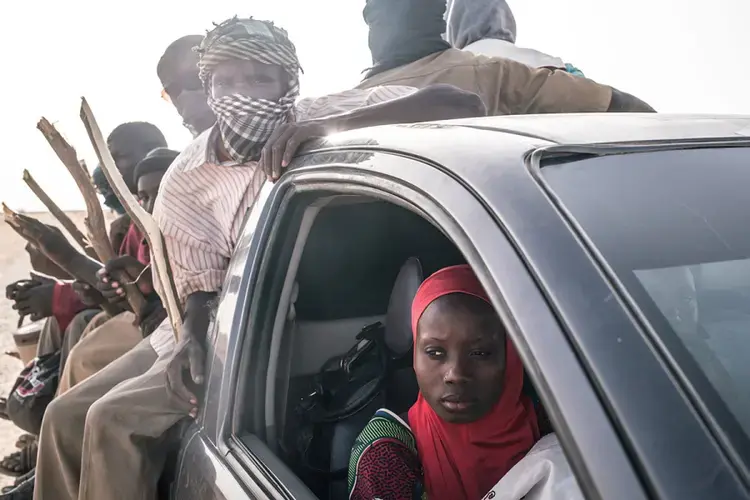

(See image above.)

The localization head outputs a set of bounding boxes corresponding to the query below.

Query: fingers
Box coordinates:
[165,357,198,414]
[188,343,206,386]
[260,124,290,181]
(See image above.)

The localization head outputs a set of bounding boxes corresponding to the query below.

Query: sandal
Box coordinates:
[13,436,35,451]
[1,468,34,494]
[0,443,37,477]
[0,470,33,499]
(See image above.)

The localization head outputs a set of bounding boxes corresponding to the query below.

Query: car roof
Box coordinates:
[443,113,750,145]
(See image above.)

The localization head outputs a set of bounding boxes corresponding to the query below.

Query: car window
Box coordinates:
[541,146,750,461]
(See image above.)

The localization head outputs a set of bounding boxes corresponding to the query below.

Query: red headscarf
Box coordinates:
[407,265,539,500]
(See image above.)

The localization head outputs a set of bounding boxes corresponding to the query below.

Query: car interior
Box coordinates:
[233,193,553,499]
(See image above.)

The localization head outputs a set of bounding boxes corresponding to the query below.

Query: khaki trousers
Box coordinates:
[56,311,143,395]
[37,309,101,372]
[34,338,184,500]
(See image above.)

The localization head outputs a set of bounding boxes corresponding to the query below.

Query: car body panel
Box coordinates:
[172,114,750,500]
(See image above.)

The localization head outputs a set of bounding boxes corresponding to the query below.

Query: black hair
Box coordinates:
[133,148,180,185]
[106,122,167,151]
[157,34,204,86]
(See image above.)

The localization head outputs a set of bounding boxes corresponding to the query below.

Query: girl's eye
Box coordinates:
[470,350,491,357]
[425,348,445,359]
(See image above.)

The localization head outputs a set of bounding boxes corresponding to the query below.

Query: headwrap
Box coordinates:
[408,264,539,500]
[362,0,450,78]
[197,17,302,163]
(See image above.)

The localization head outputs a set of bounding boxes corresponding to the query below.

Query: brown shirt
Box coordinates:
[357,48,612,116]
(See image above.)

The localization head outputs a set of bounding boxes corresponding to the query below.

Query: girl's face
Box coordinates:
[414,294,506,423]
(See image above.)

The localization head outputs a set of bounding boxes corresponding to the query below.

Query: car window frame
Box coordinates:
[212,148,646,500]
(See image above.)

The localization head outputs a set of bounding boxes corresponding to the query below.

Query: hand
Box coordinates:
[12,283,55,321]
[72,280,105,307]
[10,214,78,265]
[25,243,70,279]
[165,333,206,418]
[259,119,336,182]
[6,279,39,301]
[95,256,152,308]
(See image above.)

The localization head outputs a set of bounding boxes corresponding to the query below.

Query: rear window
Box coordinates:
[542,147,750,460]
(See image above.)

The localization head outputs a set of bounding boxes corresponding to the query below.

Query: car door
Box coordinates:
[169,145,644,500]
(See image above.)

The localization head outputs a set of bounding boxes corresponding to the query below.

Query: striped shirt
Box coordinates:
[152,85,417,306]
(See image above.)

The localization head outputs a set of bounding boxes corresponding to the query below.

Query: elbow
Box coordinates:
[419,84,488,119]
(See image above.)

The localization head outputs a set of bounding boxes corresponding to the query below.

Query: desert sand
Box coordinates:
[0,211,110,488]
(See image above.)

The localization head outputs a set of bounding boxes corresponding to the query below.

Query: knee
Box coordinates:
[85,397,119,437]
[41,393,85,439]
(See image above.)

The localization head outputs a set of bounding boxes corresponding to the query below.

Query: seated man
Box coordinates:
[360,0,654,113]
[32,16,486,500]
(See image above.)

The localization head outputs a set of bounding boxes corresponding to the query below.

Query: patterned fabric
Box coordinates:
[198,18,301,163]
[348,408,424,500]
[151,85,417,307]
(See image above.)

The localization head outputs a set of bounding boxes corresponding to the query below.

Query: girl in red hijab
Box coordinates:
[348,264,539,500]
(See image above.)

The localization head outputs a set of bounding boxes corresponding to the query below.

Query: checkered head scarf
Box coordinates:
[197,17,302,163]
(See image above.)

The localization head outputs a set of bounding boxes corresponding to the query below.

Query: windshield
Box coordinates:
[542,146,750,459]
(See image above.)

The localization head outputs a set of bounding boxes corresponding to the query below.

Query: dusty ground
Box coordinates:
[0,211,108,488]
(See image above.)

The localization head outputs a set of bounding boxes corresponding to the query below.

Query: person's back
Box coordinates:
[361,0,653,114]
[445,0,567,69]
[358,48,612,115]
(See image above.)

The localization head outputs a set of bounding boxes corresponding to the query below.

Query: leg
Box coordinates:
[56,312,141,396]
[33,338,157,500]
[35,318,62,358]
[59,309,101,373]
[79,345,184,500]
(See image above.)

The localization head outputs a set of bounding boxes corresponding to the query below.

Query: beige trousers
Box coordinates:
[56,311,143,395]
[34,338,184,500]
[37,309,101,372]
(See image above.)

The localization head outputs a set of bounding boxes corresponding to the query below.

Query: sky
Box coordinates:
[1,0,748,212]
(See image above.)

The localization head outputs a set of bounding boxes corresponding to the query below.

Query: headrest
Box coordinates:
[385,257,424,356]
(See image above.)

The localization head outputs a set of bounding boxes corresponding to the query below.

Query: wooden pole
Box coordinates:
[79,98,183,338]
[22,169,98,260]
[36,117,147,320]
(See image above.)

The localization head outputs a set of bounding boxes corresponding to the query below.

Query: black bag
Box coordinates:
[7,351,61,435]
[291,322,390,480]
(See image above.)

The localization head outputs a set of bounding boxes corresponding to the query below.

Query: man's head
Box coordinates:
[445,0,517,49]
[157,35,216,137]
[197,17,302,163]
[133,147,179,214]
[107,122,167,193]
[363,0,450,78]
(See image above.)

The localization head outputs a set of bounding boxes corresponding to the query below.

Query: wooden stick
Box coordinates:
[36,117,147,319]
[22,169,98,259]
[80,98,183,338]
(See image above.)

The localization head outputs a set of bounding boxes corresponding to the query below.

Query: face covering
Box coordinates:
[207,90,297,163]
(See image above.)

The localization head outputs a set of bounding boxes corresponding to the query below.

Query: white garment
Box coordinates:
[481,433,583,500]
[463,39,565,69]
[148,318,176,357]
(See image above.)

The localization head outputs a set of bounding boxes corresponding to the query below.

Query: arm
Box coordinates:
[607,88,656,112]
[260,84,487,179]
[324,84,486,130]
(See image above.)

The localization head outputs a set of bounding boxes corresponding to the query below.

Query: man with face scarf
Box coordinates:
[27,17,484,500]
[360,0,654,113]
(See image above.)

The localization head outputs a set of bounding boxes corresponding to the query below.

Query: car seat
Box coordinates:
[327,257,424,499]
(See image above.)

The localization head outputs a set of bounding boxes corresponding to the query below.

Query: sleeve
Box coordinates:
[474,58,612,115]
[299,86,419,120]
[52,282,87,332]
